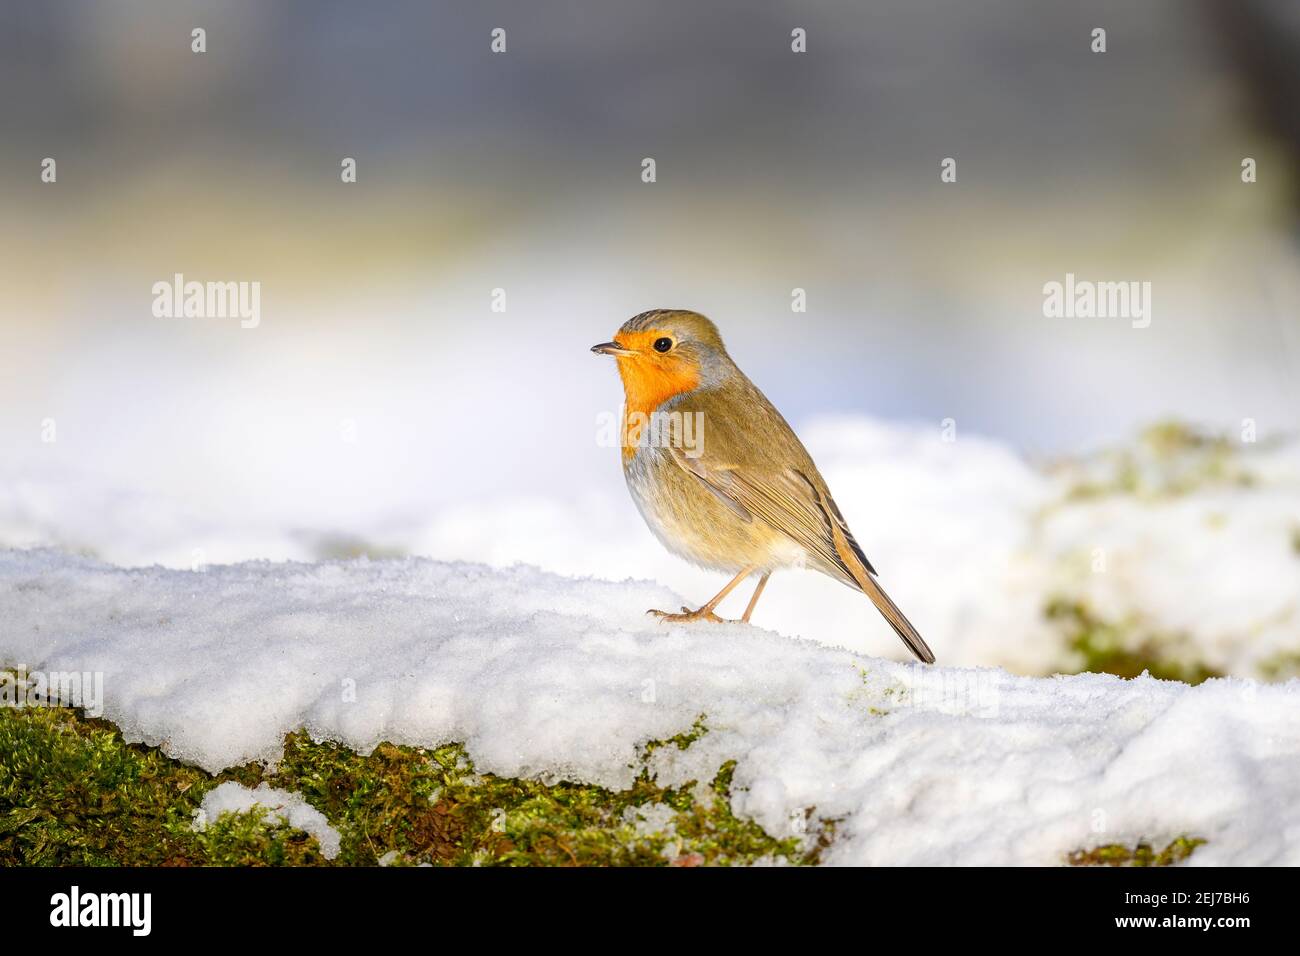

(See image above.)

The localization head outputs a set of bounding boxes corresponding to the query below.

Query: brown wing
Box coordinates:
[667,444,873,583]
[663,379,935,663]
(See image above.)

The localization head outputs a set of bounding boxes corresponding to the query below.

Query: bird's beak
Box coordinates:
[590,341,634,356]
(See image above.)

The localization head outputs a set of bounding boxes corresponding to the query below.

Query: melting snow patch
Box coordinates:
[193,782,342,859]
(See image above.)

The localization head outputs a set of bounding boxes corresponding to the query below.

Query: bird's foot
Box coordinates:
[647,605,730,624]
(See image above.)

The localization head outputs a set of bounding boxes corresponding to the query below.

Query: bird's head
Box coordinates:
[591,310,729,407]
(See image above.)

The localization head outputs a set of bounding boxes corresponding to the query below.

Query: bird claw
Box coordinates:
[647,606,730,624]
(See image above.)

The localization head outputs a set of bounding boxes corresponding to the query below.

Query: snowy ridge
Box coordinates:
[6,418,1298,679]
[2,547,1298,865]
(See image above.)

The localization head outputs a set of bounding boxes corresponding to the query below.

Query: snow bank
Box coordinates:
[193,782,342,859]
[7,418,1296,679]
[1036,434,1300,677]
[3,547,1298,865]
[407,418,1064,673]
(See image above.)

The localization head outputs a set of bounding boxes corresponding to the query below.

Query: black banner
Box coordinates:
[0,865,1274,941]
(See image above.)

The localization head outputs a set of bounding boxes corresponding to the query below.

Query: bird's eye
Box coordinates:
[653,337,673,353]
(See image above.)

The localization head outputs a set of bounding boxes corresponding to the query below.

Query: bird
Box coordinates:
[591,309,935,663]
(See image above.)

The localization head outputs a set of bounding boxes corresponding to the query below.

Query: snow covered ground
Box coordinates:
[4,418,1298,677]
[2,547,1299,865]
[4,417,1298,863]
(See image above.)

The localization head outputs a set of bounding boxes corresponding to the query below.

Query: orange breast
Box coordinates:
[614,333,701,461]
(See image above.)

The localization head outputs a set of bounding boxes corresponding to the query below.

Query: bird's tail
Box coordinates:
[817,489,936,663]
[858,573,936,664]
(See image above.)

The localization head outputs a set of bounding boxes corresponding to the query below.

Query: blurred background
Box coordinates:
[2,1,1298,675]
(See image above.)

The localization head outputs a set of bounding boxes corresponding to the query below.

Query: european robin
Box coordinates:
[592,309,935,663]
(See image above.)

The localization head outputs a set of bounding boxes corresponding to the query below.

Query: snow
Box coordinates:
[1037,486,1300,675]
[3,546,1299,865]
[6,417,1295,677]
[4,416,1298,863]
[193,782,342,860]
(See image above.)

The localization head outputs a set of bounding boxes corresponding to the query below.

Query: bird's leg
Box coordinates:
[648,565,757,623]
[740,571,771,623]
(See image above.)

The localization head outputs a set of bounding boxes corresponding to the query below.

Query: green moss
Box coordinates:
[1257,649,1300,682]
[639,714,710,760]
[0,705,212,865]
[0,703,825,867]
[1045,599,1222,685]
[1067,836,1205,867]
[309,534,406,561]
[1062,421,1256,502]
[850,665,904,716]
[191,804,332,866]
